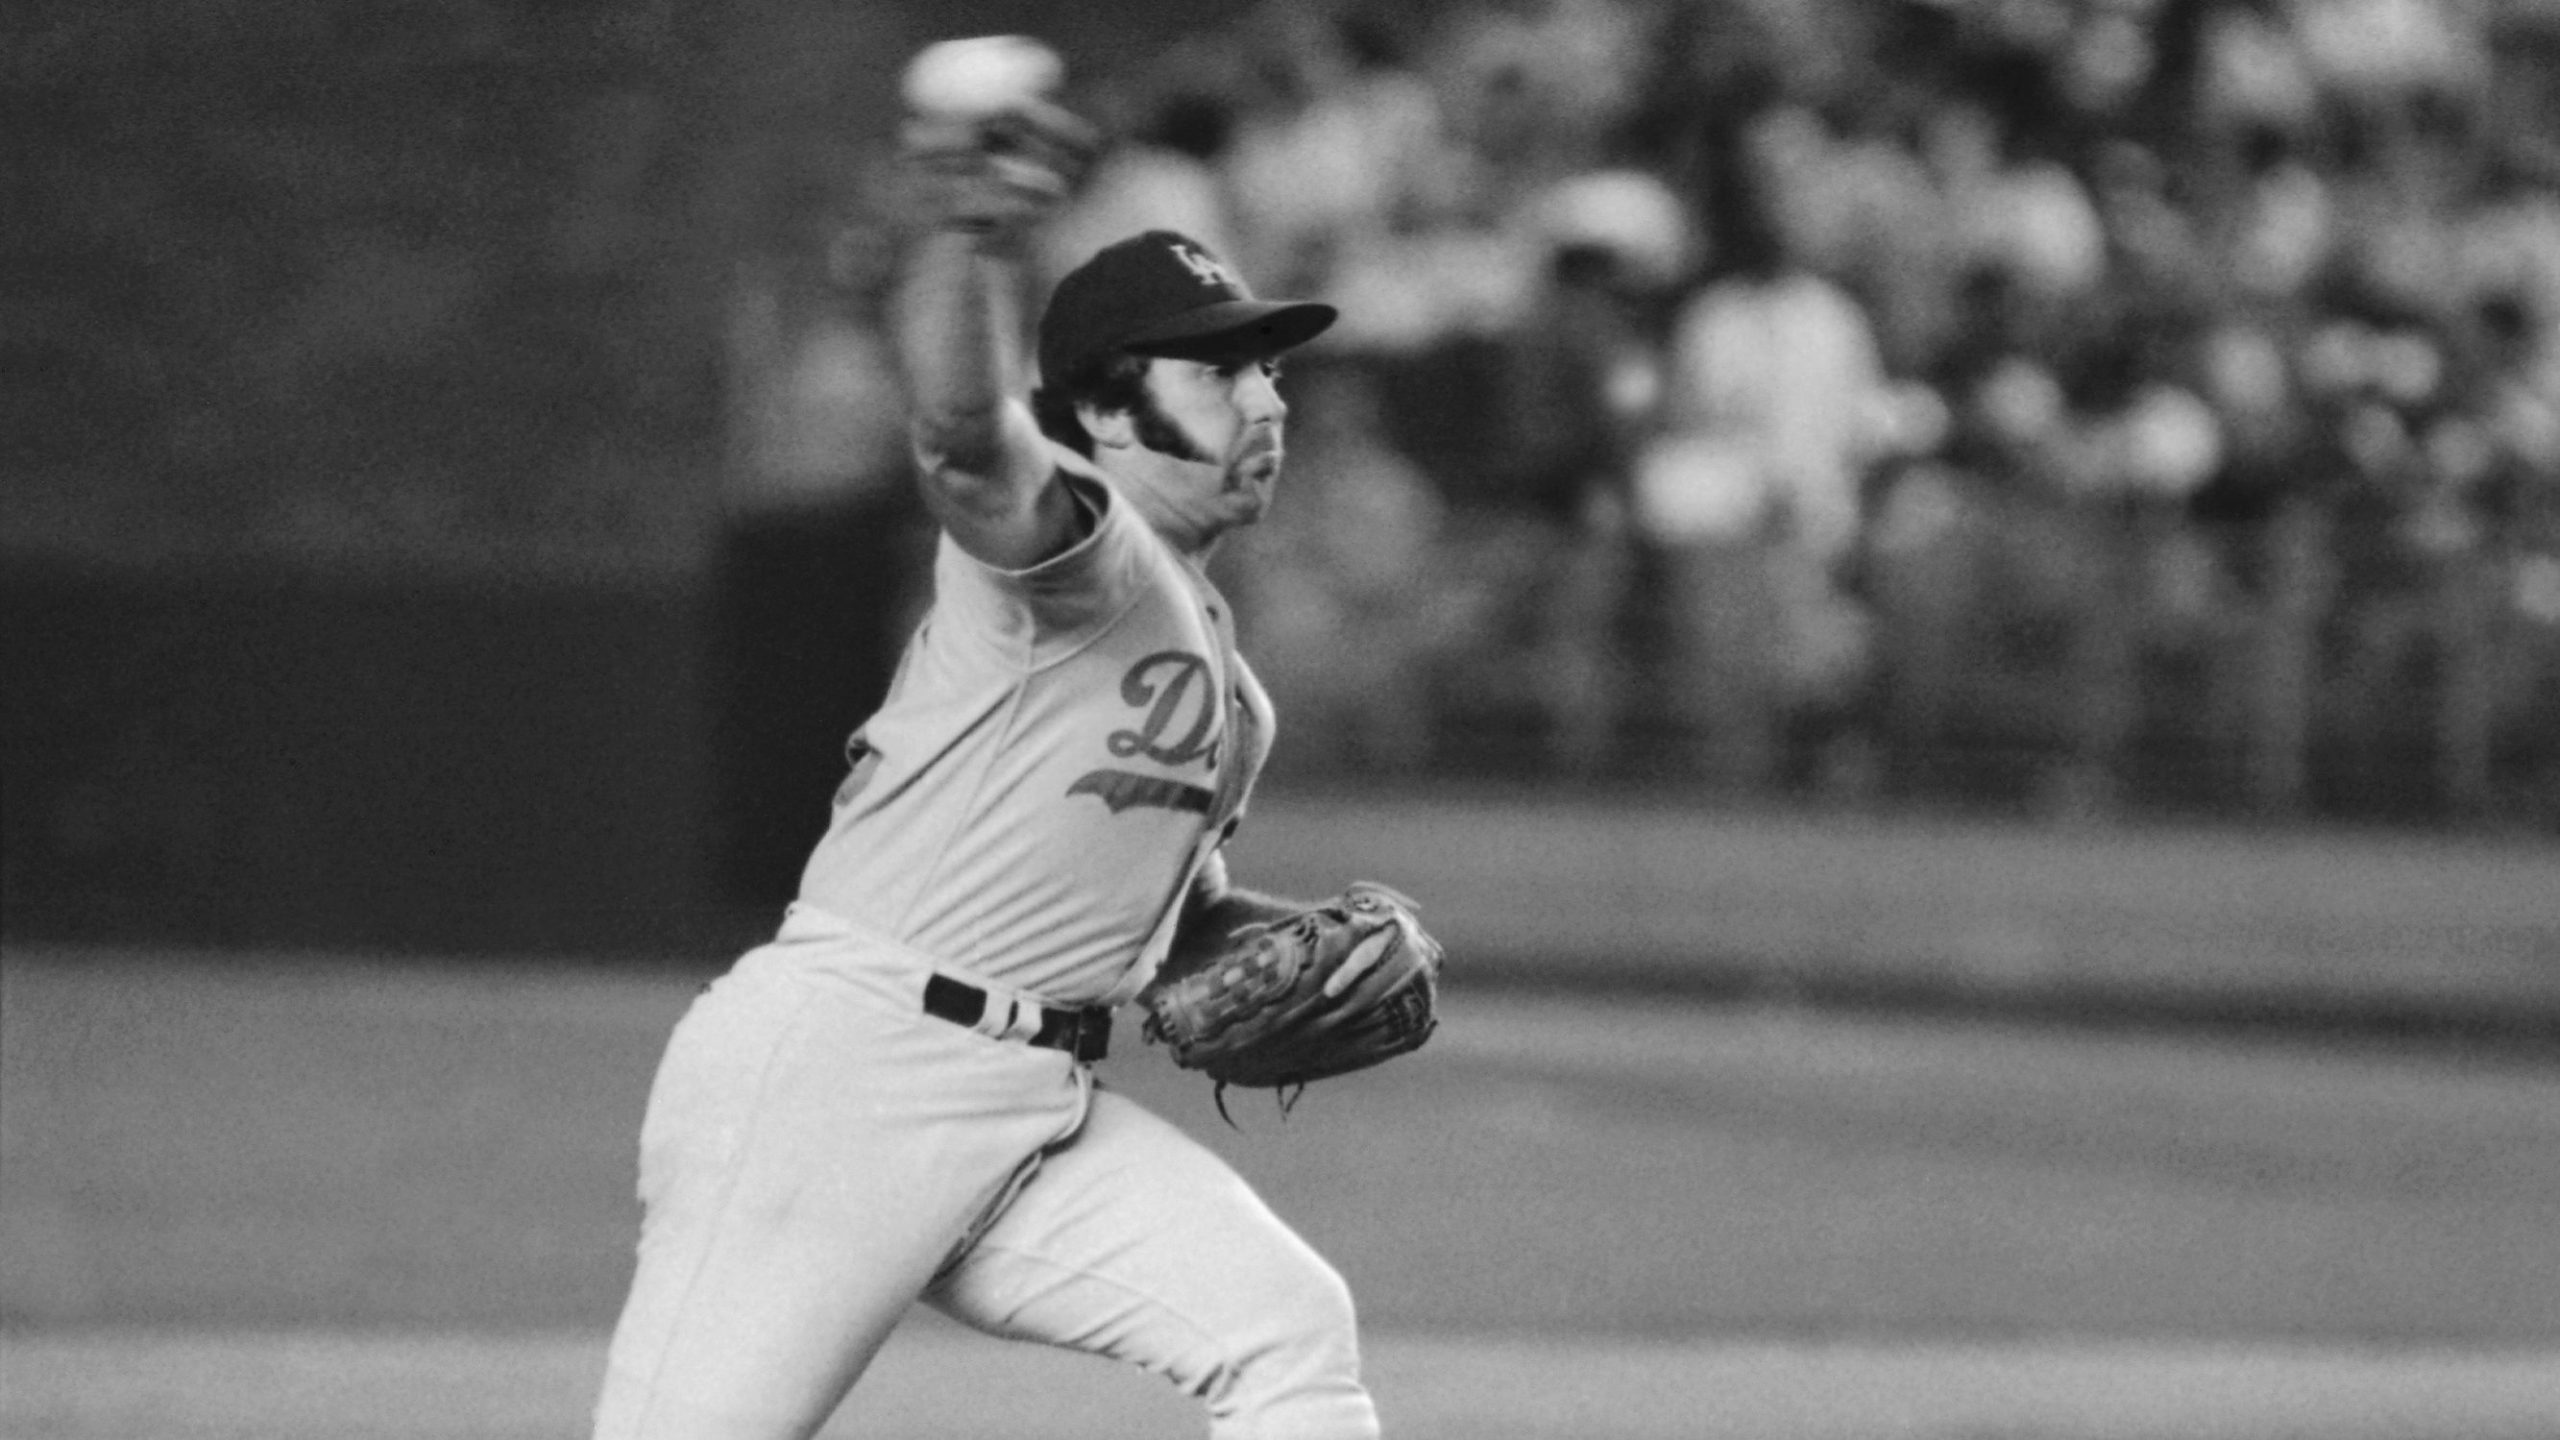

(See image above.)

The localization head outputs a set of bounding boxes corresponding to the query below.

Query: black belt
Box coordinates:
[922,972,1111,1062]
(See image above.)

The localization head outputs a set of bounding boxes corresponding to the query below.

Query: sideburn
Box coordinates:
[1131,389,1217,465]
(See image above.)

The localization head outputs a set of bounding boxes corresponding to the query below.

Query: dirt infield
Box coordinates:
[6,1326,2558,1440]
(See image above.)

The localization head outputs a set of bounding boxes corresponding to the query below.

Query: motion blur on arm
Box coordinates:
[894,102,1099,570]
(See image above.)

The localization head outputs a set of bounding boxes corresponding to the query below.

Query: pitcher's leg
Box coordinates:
[593,966,1086,1440]
[927,1088,1379,1440]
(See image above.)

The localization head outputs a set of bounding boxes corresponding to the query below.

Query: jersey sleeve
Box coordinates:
[930,463,1149,666]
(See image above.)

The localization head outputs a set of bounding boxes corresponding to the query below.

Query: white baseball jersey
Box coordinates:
[794,449,1273,1005]
[597,446,1377,1440]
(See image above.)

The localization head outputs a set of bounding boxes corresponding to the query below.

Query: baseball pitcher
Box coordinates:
[589,40,1443,1440]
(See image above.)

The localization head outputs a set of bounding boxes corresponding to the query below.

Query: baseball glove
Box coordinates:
[1140,883,1443,1114]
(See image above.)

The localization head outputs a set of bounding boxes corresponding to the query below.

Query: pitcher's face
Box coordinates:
[1135,355,1290,521]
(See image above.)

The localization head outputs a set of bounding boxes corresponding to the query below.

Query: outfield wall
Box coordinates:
[1,564,718,958]
[7,567,2556,1033]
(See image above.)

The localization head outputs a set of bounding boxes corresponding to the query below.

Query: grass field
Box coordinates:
[4,945,2557,1437]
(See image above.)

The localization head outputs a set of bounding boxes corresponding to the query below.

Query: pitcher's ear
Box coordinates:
[1077,401,1138,451]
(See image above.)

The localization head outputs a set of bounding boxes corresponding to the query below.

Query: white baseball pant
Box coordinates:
[590,911,1380,1440]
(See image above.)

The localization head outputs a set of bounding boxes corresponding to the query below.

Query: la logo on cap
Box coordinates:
[1168,242,1236,290]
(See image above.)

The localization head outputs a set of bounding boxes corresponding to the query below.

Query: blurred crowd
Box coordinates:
[766,0,2560,824]
[1091,0,2560,820]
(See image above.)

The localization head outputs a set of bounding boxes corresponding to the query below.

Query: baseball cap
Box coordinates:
[1037,230,1337,383]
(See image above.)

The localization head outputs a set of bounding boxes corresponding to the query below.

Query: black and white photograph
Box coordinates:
[6,1,2558,1436]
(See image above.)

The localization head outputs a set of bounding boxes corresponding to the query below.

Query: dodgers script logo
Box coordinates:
[1069,649,1220,815]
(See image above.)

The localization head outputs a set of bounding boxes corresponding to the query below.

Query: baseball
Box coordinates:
[901,35,1064,119]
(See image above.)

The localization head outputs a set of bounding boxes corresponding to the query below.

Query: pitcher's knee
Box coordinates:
[1207,1252,1378,1440]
